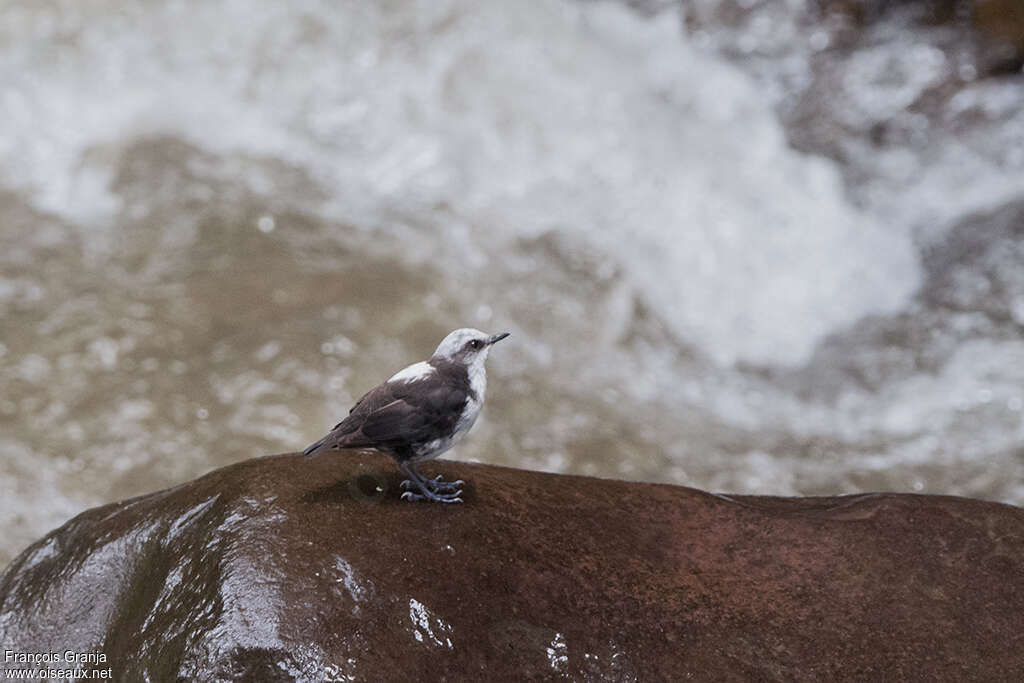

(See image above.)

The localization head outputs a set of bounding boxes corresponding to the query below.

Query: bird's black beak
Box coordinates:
[488,332,510,345]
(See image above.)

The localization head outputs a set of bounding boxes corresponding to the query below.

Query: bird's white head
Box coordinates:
[432,327,509,399]
[431,328,510,367]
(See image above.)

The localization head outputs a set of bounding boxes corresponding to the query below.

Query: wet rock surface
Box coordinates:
[1,452,1022,681]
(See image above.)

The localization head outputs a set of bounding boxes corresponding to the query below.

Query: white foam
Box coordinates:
[0,0,920,366]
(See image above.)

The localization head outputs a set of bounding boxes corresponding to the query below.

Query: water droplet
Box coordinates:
[809,30,829,52]
[17,354,51,383]
[327,335,355,356]
[1011,298,1024,326]
[255,340,281,362]
[257,215,276,233]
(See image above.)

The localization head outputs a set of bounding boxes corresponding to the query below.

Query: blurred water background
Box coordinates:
[2,0,1024,568]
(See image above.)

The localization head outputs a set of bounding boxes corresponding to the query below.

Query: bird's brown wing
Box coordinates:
[359,382,467,443]
[303,379,468,457]
[302,382,395,456]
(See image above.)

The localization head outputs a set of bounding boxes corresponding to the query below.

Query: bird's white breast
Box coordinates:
[409,363,487,462]
[466,354,488,402]
[455,362,487,436]
[455,392,482,437]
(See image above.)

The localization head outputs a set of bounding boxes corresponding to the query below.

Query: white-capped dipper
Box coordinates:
[303,328,509,503]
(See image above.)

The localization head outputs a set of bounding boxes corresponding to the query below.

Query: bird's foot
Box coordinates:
[400,488,463,504]
[398,463,464,503]
[426,474,465,492]
[400,475,465,493]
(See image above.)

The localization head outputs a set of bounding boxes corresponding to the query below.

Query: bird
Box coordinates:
[303,328,509,503]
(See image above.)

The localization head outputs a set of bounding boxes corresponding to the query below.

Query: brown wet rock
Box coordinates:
[1,452,1023,681]
[974,0,1024,49]
[817,0,1024,71]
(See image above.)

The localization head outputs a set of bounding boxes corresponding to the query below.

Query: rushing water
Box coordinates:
[1,0,1023,568]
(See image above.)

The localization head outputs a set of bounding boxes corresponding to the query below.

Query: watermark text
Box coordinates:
[3,651,112,679]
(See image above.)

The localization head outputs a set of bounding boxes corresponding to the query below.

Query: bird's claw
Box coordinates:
[398,464,465,503]
[429,478,464,492]
[401,490,463,504]
[402,476,464,492]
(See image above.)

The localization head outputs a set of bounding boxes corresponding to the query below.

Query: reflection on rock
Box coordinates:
[2,451,1023,680]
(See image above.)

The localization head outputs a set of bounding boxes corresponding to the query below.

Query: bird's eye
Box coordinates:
[468,339,483,350]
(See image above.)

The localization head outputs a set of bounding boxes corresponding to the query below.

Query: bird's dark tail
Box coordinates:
[303,437,328,457]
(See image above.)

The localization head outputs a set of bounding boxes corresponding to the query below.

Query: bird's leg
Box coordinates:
[399,462,463,503]
[398,462,430,490]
